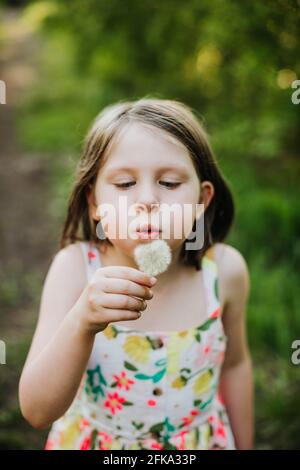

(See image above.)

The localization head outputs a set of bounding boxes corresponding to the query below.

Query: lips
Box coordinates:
[137,223,161,233]
[135,224,162,240]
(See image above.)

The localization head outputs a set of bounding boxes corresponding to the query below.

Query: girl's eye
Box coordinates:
[160,181,181,189]
[114,181,181,190]
[115,182,135,189]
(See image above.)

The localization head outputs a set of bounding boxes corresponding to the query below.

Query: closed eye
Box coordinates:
[160,181,181,189]
[114,181,181,189]
[114,182,135,189]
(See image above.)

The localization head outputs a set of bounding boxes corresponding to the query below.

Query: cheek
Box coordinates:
[168,186,200,237]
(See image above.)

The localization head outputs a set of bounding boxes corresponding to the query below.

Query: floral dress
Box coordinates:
[44,241,236,450]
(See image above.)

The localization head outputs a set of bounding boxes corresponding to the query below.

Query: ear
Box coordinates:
[196,181,215,219]
[86,184,101,221]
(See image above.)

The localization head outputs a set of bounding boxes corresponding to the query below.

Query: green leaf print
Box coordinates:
[134,373,152,380]
[195,427,200,445]
[214,277,219,300]
[124,360,138,371]
[155,358,167,367]
[195,332,201,342]
[152,368,166,383]
[163,416,175,433]
[149,422,164,435]
[91,429,98,450]
[132,421,144,430]
[199,394,214,410]
[194,399,202,407]
[163,441,178,450]
[197,317,217,331]
[122,401,134,406]
[180,368,191,374]
[135,368,166,383]
[86,365,107,401]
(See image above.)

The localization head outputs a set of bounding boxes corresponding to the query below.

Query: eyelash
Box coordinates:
[115,181,181,189]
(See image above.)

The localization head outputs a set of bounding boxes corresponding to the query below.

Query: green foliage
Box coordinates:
[2,0,300,450]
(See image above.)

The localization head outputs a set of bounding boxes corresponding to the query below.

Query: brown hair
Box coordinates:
[60,97,234,270]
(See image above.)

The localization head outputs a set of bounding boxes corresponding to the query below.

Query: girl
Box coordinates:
[19,98,254,450]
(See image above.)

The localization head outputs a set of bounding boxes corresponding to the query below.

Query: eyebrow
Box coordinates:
[105,165,190,176]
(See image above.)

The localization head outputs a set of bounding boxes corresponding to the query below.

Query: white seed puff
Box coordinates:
[133,239,172,277]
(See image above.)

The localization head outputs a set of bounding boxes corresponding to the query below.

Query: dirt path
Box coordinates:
[0,7,59,449]
[0,8,58,325]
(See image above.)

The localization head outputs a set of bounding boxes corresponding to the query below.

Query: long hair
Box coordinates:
[60,97,234,270]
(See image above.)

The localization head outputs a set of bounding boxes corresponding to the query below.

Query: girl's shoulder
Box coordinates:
[50,241,87,295]
[213,242,250,305]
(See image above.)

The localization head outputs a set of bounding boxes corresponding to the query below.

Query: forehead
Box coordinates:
[102,122,194,172]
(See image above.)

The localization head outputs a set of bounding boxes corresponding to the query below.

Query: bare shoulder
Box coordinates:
[213,242,250,306]
[48,242,87,296]
[21,242,88,369]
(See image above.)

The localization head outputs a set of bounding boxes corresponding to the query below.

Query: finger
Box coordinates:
[100,293,147,312]
[101,278,153,300]
[103,308,142,322]
[100,266,157,287]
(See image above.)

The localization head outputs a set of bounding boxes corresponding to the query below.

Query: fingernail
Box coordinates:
[150,277,157,284]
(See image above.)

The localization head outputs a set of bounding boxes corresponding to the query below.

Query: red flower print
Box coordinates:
[151,441,164,450]
[208,415,215,424]
[217,388,225,405]
[80,436,92,450]
[181,409,199,427]
[79,418,91,432]
[147,399,157,407]
[195,332,215,367]
[143,437,163,450]
[104,392,126,415]
[214,350,225,365]
[210,307,221,319]
[212,418,227,448]
[87,250,96,262]
[216,421,226,439]
[98,431,113,450]
[113,371,135,391]
[44,438,54,450]
[173,430,188,450]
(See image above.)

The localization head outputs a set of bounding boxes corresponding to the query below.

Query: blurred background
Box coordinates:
[0,0,299,450]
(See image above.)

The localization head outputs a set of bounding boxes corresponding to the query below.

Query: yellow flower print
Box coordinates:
[167,330,194,376]
[193,370,213,395]
[102,324,117,339]
[199,423,211,449]
[110,438,123,450]
[60,414,81,449]
[123,336,151,364]
[184,429,198,450]
[171,376,188,389]
[128,442,142,450]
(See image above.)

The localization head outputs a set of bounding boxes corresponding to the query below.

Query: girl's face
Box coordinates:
[89,122,214,260]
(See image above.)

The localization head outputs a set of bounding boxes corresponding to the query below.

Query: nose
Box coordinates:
[134,181,160,214]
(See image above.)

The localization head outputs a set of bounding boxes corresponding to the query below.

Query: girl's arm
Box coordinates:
[218,244,254,450]
[18,244,95,429]
[19,244,154,430]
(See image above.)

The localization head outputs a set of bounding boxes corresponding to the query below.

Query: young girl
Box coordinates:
[19,98,254,450]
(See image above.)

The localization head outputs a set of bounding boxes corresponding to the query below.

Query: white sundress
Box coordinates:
[44,240,236,450]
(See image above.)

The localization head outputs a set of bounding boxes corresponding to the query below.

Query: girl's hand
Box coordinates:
[72,266,156,335]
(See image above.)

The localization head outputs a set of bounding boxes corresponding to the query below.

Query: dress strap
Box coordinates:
[201,244,222,319]
[79,241,102,282]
